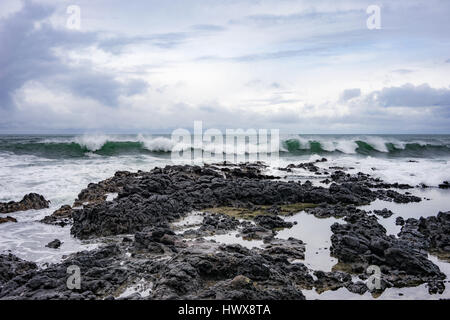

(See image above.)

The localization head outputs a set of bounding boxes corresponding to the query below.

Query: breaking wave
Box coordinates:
[1,134,449,159]
[282,136,450,158]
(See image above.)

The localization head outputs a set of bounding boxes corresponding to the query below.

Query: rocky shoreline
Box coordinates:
[0,161,449,300]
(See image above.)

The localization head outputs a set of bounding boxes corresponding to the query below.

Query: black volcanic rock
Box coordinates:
[0,216,17,224]
[46,239,62,249]
[254,215,293,230]
[0,193,50,213]
[330,212,445,287]
[40,205,73,227]
[0,254,37,286]
[305,203,366,219]
[398,211,450,260]
[438,181,449,189]
[199,213,241,233]
[0,245,130,300]
[70,164,420,239]
[395,216,405,226]
[373,208,395,218]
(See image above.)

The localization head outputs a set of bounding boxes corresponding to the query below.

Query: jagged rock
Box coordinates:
[240,225,273,240]
[427,281,445,294]
[197,275,305,300]
[134,225,178,252]
[373,208,395,218]
[150,243,311,299]
[0,193,50,213]
[330,212,445,288]
[73,171,139,207]
[199,213,241,234]
[40,205,73,226]
[345,281,369,295]
[70,164,418,239]
[330,171,413,190]
[398,211,450,261]
[254,215,293,230]
[0,254,37,286]
[438,181,449,189]
[0,245,134,300]
[305,203,366,219]
[46,239,62,249]
[313,270,352,292]
[262,238,305,260]
[375,190,421,203]
[396,216,405,226]
[0,216,17,224]
[1,162,445,300]
[280,162,321,173]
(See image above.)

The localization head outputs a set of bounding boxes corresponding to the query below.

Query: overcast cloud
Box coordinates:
[1,0,450,133]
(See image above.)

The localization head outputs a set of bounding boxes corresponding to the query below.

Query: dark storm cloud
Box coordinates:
[340,88,361,102]
[368,83,450,108]
[0,0,149,111]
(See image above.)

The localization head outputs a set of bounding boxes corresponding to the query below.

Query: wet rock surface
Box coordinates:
[0,254,37,286]
[1,162,449,300]
[67,164,423,239]
[0,231,375,300]
[395,216,405,226]
[73,171,138,207]
[0,193,50,214]
[40,205,73,227]
[439,181,449,189]
[373,208,395,218]
[398,211,450,261]
[305,204,365,219]
[0,245,132,300]
[329,171,413,190]
[199,213,242,234]
[240,225,274,240]
[46,239,62,249]
[330,212,446,288]
[254,215,293,230]
[149,241,316,300]
[0,216,17,224]
[134,225,180,254]
[0,239,308,300]
[262,238,305,260]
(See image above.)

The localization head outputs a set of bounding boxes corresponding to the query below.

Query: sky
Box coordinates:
[0,0,450,134]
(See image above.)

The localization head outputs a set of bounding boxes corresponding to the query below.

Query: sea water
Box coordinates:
[0,134,449,299]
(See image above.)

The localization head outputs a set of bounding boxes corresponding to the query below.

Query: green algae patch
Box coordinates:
[331,262,355,274]
[204,203,317,220]
[430,249,450,263]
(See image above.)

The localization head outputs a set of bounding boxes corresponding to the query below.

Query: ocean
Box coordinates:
[1,134,450,299]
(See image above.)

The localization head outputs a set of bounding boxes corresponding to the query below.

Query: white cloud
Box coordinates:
[1,0,450,133]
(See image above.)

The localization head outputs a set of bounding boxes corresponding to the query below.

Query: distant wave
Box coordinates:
[1,134,450,159]
[0,135,175,158]
[282,136,450,158]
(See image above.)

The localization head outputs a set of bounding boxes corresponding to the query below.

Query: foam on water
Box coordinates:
[0,152,168,263]
[4,134,450,158]
[0,134,449,300]
[317,155,450,186]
